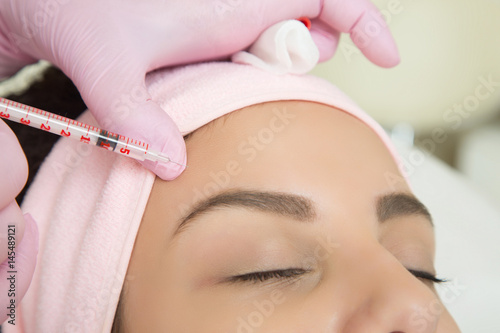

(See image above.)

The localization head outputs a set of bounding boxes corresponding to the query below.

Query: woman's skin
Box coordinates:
[121,101,460,332]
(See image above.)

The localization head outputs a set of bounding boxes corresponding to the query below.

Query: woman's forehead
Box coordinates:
[152,101,410,230]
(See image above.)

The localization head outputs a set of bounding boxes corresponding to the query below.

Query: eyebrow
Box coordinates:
[176,190,316,235]
[376,193,432,225]
[174,190,432,235]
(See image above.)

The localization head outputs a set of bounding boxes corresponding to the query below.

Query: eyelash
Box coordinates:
[229,268,446,284]
[408,269,447,284]
[229,268,307,284]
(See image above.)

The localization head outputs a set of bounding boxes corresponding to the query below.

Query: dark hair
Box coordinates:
[5,65,87,204]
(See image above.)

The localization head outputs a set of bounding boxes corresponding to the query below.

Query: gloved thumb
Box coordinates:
[74,63,187,181]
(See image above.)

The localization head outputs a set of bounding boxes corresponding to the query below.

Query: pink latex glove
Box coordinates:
[0,0,399,181]
[0,120,38,325]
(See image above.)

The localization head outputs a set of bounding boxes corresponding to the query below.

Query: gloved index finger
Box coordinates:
[75,63,187,180]
[0,119,28,209]
[319,0,400,67]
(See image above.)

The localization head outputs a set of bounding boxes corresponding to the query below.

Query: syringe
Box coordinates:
[0,97,186,167]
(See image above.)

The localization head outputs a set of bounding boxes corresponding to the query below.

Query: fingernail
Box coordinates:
[154,143,187,181]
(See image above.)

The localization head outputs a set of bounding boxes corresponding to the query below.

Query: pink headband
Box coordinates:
[6,22,403,333]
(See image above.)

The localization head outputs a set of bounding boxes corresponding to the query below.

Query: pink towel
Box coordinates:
[4,22,404,333]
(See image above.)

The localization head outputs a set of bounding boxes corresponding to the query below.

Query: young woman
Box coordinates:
[6,62,460,332]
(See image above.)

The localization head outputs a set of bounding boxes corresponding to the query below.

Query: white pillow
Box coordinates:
[396,144,500,332]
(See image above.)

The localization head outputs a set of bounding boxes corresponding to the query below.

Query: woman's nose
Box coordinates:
[341,279,441,332]
[338,254,442,332]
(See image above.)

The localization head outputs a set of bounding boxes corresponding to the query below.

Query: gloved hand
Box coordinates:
[0,0,399,181]
[0,119,38,324]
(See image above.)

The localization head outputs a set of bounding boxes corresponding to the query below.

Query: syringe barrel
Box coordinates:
[0,97,150,161]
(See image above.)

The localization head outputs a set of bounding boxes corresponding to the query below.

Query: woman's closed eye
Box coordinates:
[227,268,309,284]
[225,268,446,285]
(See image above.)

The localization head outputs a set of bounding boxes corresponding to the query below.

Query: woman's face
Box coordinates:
[122,101,459,332]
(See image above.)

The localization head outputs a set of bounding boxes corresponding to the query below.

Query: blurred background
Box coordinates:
[311,0,500,207]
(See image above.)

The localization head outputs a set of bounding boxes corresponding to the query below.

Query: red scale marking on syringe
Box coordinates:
[42,112,51,131]
[79,124,92,144]
[119,137,131,155]
[20,103,30,125]
[58,115,70,137]
[0,99,11,119]
[62,117,72,137]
